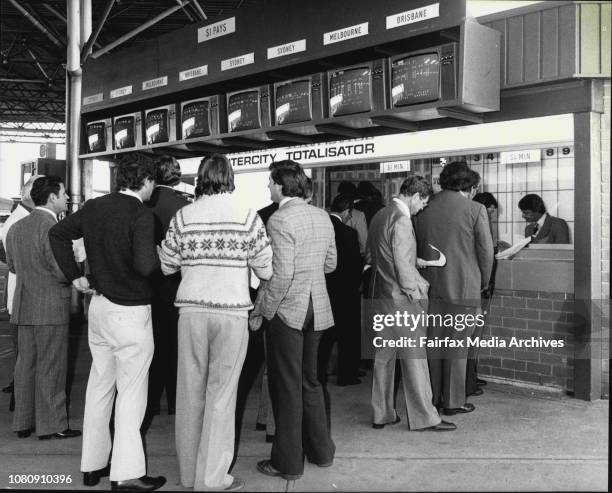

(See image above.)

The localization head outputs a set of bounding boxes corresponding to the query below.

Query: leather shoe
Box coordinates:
[224,478,245,491]
[256,459,302,480]
[358,370,366,377]
[17,428,34,438]
[39,428,81,440]
[167,407,175,416]
[443,403,475,415]
[110,475,166,491]
[83,465,110,486]
[265,434,275,443]
[476,378,487,386]
[2,381,13,393]
[416,420,457,432]
[468,388,484,397]
[255,422,266,431]
[372,415,401,429]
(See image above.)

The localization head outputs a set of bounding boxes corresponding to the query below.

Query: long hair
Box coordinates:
[195,154,235,197]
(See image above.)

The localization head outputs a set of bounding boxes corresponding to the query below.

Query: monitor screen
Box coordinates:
[391,53,440,107]
[145,109,169,144]
[329,67,372,116]
[114,116,135,149]
[182,100,210,138]
[87,122,106,153]
[228,90,261,132]
[275,80,311,125]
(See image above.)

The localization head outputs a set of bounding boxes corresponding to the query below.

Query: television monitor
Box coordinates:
[273,73,327,125]
[226,86,272,133]
[180,95,227,139]
[113,114,136,150]
[389,43,458,108]
[327,59,387,117]
[144,104,176,145]
[85,120,108,153]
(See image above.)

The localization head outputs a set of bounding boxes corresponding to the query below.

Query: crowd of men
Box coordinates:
[0,152,570,492]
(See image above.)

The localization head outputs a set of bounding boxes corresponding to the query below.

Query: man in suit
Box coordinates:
[251,160,337,480]
[355,181,384,227]
[6,176,81,440]
[519,194,570,244]
[145,156,189,417]
[414,162,494,415]
[1,175,44,404]
[367,176,455,432]
[50,153,165,491]
[320,194,363,386]
[337,182,368,258]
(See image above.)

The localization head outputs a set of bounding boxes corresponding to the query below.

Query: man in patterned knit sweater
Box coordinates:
[159,154,272,492]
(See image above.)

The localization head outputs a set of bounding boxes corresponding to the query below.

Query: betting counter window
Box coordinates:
[428,146,574,246]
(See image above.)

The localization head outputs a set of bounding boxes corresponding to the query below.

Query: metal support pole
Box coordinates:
[67,0,82,211]
[80,0,92,58]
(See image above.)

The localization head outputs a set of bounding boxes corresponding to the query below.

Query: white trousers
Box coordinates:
[80,295,154,481]
[176,312,248,491]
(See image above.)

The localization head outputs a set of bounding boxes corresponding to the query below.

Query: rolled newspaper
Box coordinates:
[417,244,446,268]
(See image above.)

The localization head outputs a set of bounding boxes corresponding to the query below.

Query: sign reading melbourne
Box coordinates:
[110,85,132,99]
[198,17,236,43]
[386,3,440,29]
[324,22,369,45]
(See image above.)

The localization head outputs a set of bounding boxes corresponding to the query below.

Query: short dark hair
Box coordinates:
[115,152,156,191]
[196,154,235,197]
[30,176,64,206]
[304,177,313,200]
[357,181,380,199]
[399,175,433,199]
[269,160,307,198]
[473,192,498,209]
[439,161,473,192]
[470,169,481,189]
[338,181,358,198]
[330,194,352,213]
[518,193,546,214]
[155,156,182,186]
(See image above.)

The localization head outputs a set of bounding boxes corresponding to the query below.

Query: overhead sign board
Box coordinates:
[198,17,236,43]
[500,149,541,164]
[380,160,411,173]
[386,3,440,29]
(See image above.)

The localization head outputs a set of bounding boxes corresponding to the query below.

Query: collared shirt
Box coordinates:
[329,212,343,221]
[35,206,57,222]
[392,197,410,217]
[279,196,297,208]
[155,185,175,191]
[536,213,548,230]
[119,189,143,203]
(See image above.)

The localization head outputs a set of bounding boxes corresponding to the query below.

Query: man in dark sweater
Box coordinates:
[49,153,166,492]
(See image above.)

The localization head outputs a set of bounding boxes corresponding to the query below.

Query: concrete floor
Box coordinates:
[0,317,607,491]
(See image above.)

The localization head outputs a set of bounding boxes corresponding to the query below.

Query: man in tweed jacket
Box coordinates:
[252,160,337,480]
[6,176,80,440]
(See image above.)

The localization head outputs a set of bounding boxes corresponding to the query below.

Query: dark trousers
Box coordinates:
[148,298,178,411]
[318,295,361,385]
[266,304,335,476]
[427,301,475,409]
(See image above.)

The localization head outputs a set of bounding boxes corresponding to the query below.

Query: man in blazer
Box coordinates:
[519,194,570,244]
[251,160,337,480]
[414,162,493,415]
[145,156,189,417]
[6,176,81,440]
[367,176,455,432]
[320,194,364,386]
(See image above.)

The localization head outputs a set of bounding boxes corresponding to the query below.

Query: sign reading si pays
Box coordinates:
[198,17,236,43]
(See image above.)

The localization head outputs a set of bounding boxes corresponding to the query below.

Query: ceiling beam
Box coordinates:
[6,0,64,48]
[81,0,115,63]
[90,1,190,59]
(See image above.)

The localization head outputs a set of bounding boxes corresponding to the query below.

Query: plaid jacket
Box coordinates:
[254,198,337,331]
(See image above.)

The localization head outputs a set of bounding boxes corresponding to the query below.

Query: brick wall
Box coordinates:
[478,288,577,392]
[600,80,610,399]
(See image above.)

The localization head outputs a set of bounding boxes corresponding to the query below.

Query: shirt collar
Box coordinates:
[35,206,57,222]
[279,197,297,208]
[329,212,343,221]
[392,197,410,217]
[155,185,175,190]
[536,212,548,229]
[119,189,143,203]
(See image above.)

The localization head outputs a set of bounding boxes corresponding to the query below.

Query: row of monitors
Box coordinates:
[86,42,458,153]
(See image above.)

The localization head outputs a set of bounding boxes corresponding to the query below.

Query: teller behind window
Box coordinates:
[518,194,570,244]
